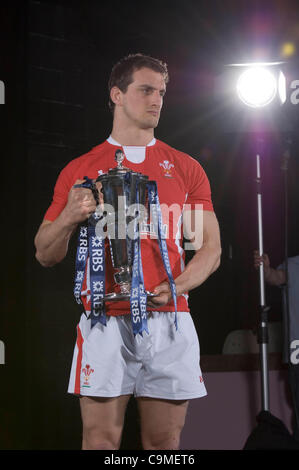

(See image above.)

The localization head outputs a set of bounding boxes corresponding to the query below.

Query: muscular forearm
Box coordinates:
[175,242,221,297]
[35,212,77,267]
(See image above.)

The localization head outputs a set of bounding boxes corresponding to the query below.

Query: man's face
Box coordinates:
[118,67,166,130]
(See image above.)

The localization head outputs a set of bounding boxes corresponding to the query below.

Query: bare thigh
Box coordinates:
[80,394,131,450]
[137,397,189,450]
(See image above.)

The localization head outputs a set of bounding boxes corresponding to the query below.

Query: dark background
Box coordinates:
[1,0,299,449]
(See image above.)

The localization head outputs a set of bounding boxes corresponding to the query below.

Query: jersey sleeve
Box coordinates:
[43,162,75,222]
[185,158,214,212]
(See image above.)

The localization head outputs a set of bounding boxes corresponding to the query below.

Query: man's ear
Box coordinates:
[110,86,123,107]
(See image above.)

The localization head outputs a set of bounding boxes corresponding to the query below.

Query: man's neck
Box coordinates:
[110,125,155,147]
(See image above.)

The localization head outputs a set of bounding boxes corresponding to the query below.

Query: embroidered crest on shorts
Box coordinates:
[82,364,94,388]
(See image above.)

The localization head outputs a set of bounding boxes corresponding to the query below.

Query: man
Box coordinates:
[254,250,299,441]
[35,53,221,450]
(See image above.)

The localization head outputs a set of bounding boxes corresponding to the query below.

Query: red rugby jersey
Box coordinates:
[44,138,214,316]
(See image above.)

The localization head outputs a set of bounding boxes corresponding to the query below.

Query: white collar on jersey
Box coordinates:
[107,135,156,147]
[107,135,156,164]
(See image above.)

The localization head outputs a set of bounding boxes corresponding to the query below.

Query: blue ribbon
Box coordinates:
[88,218,106,328]
[147,180,178,330]
[74,177,106,327]
[129,174,149,336]
[74,224,88,306]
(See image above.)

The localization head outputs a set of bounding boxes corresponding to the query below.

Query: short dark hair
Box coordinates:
[108,53,169,113]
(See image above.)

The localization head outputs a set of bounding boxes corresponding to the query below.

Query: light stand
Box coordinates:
[224,61,299,448]
[255,138,270,411]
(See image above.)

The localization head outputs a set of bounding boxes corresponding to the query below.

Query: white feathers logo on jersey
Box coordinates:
[159,160,174,178]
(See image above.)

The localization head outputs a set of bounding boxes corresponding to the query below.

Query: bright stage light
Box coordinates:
[236,67,277,108]
[215,61,291,133]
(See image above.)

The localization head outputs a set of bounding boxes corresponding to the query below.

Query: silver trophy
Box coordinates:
[96,150,157,302]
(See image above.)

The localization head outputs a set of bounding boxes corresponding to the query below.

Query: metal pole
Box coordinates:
[256,151,270,411]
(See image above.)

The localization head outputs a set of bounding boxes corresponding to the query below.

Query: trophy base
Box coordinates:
[104,291,157,302]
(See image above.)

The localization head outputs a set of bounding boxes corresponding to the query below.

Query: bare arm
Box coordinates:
[264,267,286,286]
[175,210,221,295]
[34,218,77,268]
[35,179,100,267]
[253,251,286,286]
[149,210,221,306]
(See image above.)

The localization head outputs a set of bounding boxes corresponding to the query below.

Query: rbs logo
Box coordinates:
[0,80,4,104]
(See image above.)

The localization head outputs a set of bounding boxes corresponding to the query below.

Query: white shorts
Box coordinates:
[67,311,207,400]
